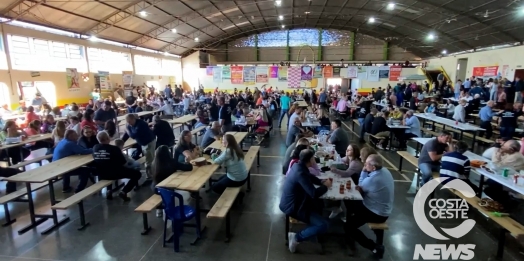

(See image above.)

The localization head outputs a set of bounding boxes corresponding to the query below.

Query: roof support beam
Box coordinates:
[2,0,45,21]
[83,0,164,36]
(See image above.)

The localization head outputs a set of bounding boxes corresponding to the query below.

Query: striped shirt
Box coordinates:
[440,151,471,180]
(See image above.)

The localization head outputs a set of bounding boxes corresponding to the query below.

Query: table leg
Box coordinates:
[471,132,477,152]
[41,179,70,235]
[477,175,485,198]
[257,150,260,167]
[17,182,48,235]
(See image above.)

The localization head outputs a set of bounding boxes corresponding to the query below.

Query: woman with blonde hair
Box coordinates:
[210,134,248,194]
[52,121,66,144]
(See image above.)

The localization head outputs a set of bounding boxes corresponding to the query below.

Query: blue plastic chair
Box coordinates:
[157,188,200,252]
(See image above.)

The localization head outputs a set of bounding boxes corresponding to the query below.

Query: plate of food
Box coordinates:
[190,157,209,166]
[480,165,495,174]
[478,198,503,212]
[470,159,486,168]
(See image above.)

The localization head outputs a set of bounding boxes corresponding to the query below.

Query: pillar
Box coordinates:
[317,28,322,61]
[286,30,290,61]
[383,41,389,60]
[349,32,355,61]
[255,34,259,61]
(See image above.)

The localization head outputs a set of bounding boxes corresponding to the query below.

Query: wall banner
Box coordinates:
[301,66,313,80]
[97,71,110,90]
[230,66,243,84]
[256,66,269,83]
[222,66,231,80]
[288,67,301,87]
[212,66,222,83]
[278,66,288,82]
[333,67,341,77]
[501,65,509,78]
[313,66,323,78]
[389,65,402,81]
[367,66,380,82]
[346,66,358,78]
[206,66,213,76]
[379,66,390,79]
[323,66,333,78]
[66,68,80,92]
[243,66,256,85]
[269,66,279,78]
[472,66,498,77]
[357,66,367,80]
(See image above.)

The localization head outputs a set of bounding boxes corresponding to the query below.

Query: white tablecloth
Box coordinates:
[317,172,363,200]
[414,113,484,132]
[411,137,524,194]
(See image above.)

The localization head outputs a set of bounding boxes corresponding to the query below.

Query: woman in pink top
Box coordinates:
[286,145,321,176]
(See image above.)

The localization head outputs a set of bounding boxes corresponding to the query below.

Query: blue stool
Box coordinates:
[157,188,200,252]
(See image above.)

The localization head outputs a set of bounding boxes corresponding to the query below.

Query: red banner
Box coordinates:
[323,66,333,78]
[230,66,243,84]
[472,66,498,77]
[389,65,402,81]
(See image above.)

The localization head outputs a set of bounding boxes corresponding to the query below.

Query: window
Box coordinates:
[321,29,353,46]
[87,47,132,73]
[7,35,87,72]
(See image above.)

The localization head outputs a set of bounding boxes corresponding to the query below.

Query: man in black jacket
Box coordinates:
[279,149,332,253]
[360,108,377,143]
[152,115,175,148]
[371,112,390,149]
[93,131,141,201]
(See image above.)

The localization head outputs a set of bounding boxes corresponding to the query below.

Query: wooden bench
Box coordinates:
[448,189,524,259]
[243,146,260,192]
[191,125,207,144]
[366,133,386,148]
[0,182,48,226]
[207,187,241,242]
[51,180,113,230]
[352,119,360,133]
[10,154,52,171]
[397,151,439,185]
[134,194,163,235]
[433,123,494,144]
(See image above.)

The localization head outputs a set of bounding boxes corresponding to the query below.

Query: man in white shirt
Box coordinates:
[288,107,303,130]
[159,99,174,118]
[452,99,466,122]
[67,116,82,136]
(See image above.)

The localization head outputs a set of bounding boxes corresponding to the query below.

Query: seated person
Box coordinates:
[93,131,141,201]
[482,137,510,159]
[280,149,331,253]
[444,99,455,117]
[114,139,140,170]
[424,102,437,114]
[0,120,30,165]
[194,108,209,129]
[485,140,524,210]
[53,130,93,193]
[360,108,377,143]
[286,144,321,176]
[201,121,222,149]
[316,108,331,133]
[0,166,21,194]
[328,119,350,157]
[330,144,363,182]
[390,107,403,120]
[174,130,200,163]
[452,99,467,123]
[283,135,307,174]
[210,134,249,195]
[78,126,99,149]
[104,121,118,140]
[152,115,175,148]
[344,155,394,258]
[418,131,452,185]
[370,112,390,150]
[67,116,82,136]
[440,141,477,191]
[41,114,56,133]
[286,118,313,147]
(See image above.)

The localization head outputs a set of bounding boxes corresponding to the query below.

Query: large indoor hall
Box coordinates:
[1,0,524,261]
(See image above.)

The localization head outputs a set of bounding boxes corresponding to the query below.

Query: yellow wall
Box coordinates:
[0,23,181,109]
[427,45,524,82]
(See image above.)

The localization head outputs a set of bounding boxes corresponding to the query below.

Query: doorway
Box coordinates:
[456,58,468,82]
[514,69,524,81]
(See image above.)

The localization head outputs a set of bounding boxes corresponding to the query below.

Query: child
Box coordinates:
[114,139,141,170]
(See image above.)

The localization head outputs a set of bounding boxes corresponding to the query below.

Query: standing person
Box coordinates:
[164,84,172,99]
[318,89,328,108]
[280,149,332,253]
[454,80,462,99]
[152,115,175,148]
[437,72,444,88]
[94,101,116,132]
[218,96,233,133]
[497,103,522,139]
[125,114,156,179]
[417,132,452,185]
[514,76,524,103]
[479,101,495,139]
[327,120,350,157]
[92,131,141,201]
[344,155,394,258]
[279,92,291,128]
[210,134,248,194]
[52,130,92,193]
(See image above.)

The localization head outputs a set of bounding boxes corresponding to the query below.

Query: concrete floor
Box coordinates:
[0,119,523,261]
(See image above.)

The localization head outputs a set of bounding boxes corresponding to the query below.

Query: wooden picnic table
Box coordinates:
[295,100,308,107]
[206,132,248,151]
[116,110,159,122]
[3,138,136,235]
[168,114,197,124]
[0,133,53,151]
